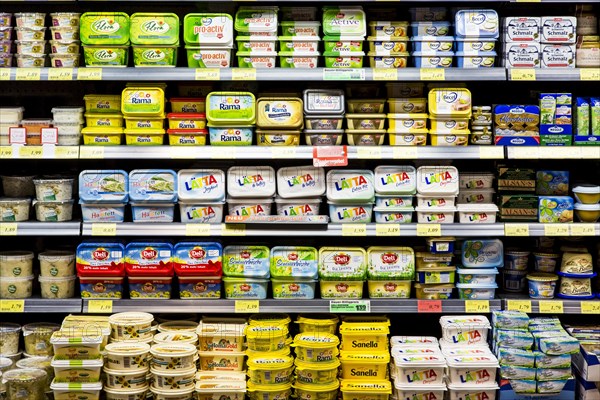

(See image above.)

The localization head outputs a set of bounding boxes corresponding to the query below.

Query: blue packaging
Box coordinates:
[497,347,535,367]
[454,10,499,38]
[537,379,570,394]
[455,51,496,68]
[410,21,451,37]
[80,202,126,223]
[454,37,496,54]
[538,335,580,355]
[462,239,503,268]
[538,196,574,223]
[79,170,128,203]
[412,52,454,68]
[124,241,173,276]
[131,202,175,223]
[76,241,125,276]
[128,169,177,202]
[537,368,572,381]
[510,379,537,394]
[492,310,529,330]
[173,242,223,277]
[410,36,454,53]
[534,351,571,369]
[128,276,172,299]
[536,171,569,195]
[501,365,536,380]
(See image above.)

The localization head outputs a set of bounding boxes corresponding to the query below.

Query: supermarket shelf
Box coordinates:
[0,299,83,313]
[0,145,79,160]
[0,222,81,236]
[505,223,600,237]
[504,297,600,314]
[506,146,600,160]
[507,68,599,82]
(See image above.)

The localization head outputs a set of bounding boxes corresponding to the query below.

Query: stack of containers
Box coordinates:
[415,165,459,224]
[278,16,320,69]
[410,13,453,68]
[174,242,223,299]
[339,316,391,399]
[246,314,292,400]
[130,13,179,67]
[235,7,278,68]
[345,98,386,145]
[270,246,319,300]
[540,17,577,68]
[0,107,24,145]
[14,13,47,68]
[390,336,447,400]
[49,13,80,68]
[326,169,375,224]
[573,183,600,226]
[557,249,596,300]
[367,246,415,298]
[104,333,150,398]
[493,311,577,395]
[20,118,52,145]
[122,85,166,145]
[470,105,493,145]
[292,315,340,398]
[275,166,326,219]
[256,96,304,146]
[167,98,207,146]
[227,165,276,220]
[303,89,345,146]
[222,244,270,299]
[501,17,542,69]
[206,91,256,145]
[414,237,456,300]
[428,87,472,146]
[178,169,226,224]
[0,13,12,67]
[195,318,247,399]
[367,20,410,68]
[387,96,428,146]
[128,169,177,223]
[440,315,499,400]
[124,241,174,299]
[322,7,366,68]
[82,94,124,145]
[454,10,499,68]
[458,239,502,299]
[318,247,367,299]
[80,12,130,67]
[52,107,83,146]
[373,165,416,224]
[183,13,234,68]
[457,172,499,225]
[79,169,128,223]
[37,249,76,300]
[31,176,74,223]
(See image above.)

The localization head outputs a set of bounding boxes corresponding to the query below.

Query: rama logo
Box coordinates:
[92,249,109,260]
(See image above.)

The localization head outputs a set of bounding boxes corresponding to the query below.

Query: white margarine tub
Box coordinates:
[392,354,446,385]
[439,315,491,346]
[446,354,499,385]
[447,382,499,400]
[227,166,276,198]
[276,166,326,199]
[390,336,440,347]
[394,382,446,400]
[416,166,459,196]
[177,169,226,202]
[326,169,375,203]
[374,165,417,195]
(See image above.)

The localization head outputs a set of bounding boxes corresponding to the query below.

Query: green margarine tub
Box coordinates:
[80,12,130,45]
[82,44,129,67]
[206,91,256,125]
[130,13,179,45]
[132,45,178,67]
[183,14,234,46]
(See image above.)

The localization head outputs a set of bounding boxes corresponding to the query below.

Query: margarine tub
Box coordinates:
[227,166,276,199]
[293,332,340,363]
[84,95,121,114]
[455,10,499,39]
[195,381,246,400]
[294,380,339,400]
[104,341,150,370]
[51,381,102,400]
[124,128,165,145]
[82,127,123,145]
[373,166,416,195]
[295,358,340,384]
[223,245,270,278]
[256,97,303,130]
[197,317,246,352]
[109,312,154,341]
[303,89,345,115]
[80,13,130,45]
[296,314,339,334]
[270,246,318,279]
[121,87,165,117]
[51,358,103,383]
[340,324,389,352]
[416,166,459,196]
[428,88,472,118]
[50,331,103,360]
[277,166,325,199]
[246,325,288,352]
[206,92,256,125]
[326,170,374,203]
[256,129,301,145]
[319,247,367,280]
[177,169,225,202]
[367,247,415,280]
[340,351,390,380]
[440,315,491,346]
[183,14,233,46]
[247,382,292,400]
[235,7,278,35]
[247,355,294,384]
[150,342,196,371]
[249,313,291,326]
[322,7,366,37]
[130,13,179,45]
[446,355,499,385]
[392,354,446,385]
[104,367,149,390]
[340,380,391,400]
[133,45,178,67]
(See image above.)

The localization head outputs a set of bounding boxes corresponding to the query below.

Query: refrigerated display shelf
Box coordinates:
[504,297,600,314]
[0,298,83,313]
[0,222,81,237]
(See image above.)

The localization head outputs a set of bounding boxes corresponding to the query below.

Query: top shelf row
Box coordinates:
[4,0,599,3]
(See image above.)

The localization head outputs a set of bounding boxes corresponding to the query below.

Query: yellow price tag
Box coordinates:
[544,224,570,237]
[0,300,25,313]
[16,68,41,81]
[88,300,113,313]
[511,69,536,81]
[19,146,43,158]
[539,300,564,314]
[417,224,441,237]
[580,69,600,81]
[232,68,256,81]
[342,224,367,237]
[393,147,418,159]
[185,224,211,236]
[373,68,398,81]
[356,147,382,159]
[272,147,297,159]
[570,224,596,236]
[79,147,105,159]
[506,300,532,313]
[211,147,237,159]
[581,301,600,314]
[465,300,490,313]
[91,223,117,236]
[48,68,74,81]
[0,69,9,80]
[376,224,401,237]
[0,223,18,236]
[580,147,600,159]
[479,146,504,159]
[505,223,530,236]
[420,68,445,81]
[234,300,260,313]
[0,146,13,159]
[55,146,79,159]
[195,68,220,81]
[78,68,103,80]
[221,224,246,236]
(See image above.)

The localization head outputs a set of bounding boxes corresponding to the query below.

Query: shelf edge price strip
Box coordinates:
[506,299,532,313]
[0,222,18,236]
[372,68,398,81]
[0,300,25,313]
[91,223,117,236]
[570,224,596,236]
[329,300,370,313]
[544,224,570,237]
[231,68,256,81]
[465,300,490,313]
[376,223,401,236]
[505,223,530,236]
[78,68,103,80]
[19,146,43,158]
[420,68,445,81]
[581,301,600,314]
[356,147,382,159]
[195,68,220,81]
[185,224,211,236]
[342,224,367,237]
[48,68,74,81]
[417,224,441,237]
[15,68,41,81]
[0,69,9,81]
[538,300,564,314]
[87,300,113,313]
[511,68,536,81]
[580,69,600,81]
[234,300,259,313]
[221,224,246,236]
[417,300,442,313]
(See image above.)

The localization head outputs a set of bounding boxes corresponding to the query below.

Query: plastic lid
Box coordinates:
[455,51,497,56]
[395,382,447,391]
[367,36,409,41]
[104,341,150,355]
[527,273,559,282]
[52,107,84,113]
[445,355,499,368]
[0,251,34,261]
[412,51,454,56]
[0,323,20,333]
[439,315,491,329]
[294,357,340,369]
[573,185,600,194]
[38,251,75,263]
[457,204,499,212]
[390,336,439,346]
[416,206,457,212]
[109,312,154,325]
[575,203,600,210]
[456,282,498,289]
[51,358,103,367]
[150,342,197,357]
[393,354,446,367]
[247,355,294,369]
[323,35,365,41]
[38,275,76,283]
[294,379,339,392]
[22,323,59,335]
[323,51,366,57]
[167,113,206,119]
[411,35,454,41]
[3,368,47,383]
[456,268,498,275]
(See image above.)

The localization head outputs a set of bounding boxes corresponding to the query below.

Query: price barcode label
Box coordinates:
[16,68,41,81]
[420,68,445,81]
[376,224,401,236]
[342,224,367,236]
[393,147,418,159]
[372,68,398,81]
[479,146,504,159]
[465,300,490,313]
[506,300,532,313]
[0,300,25,313]
[505,224,530,236]
[0,223,18,236]
[234,300,260,313]
[511,69,536,81]
[221,224,246,236]
[356,147,382,159]
[185,224,211,236]
[79,147,105,159]
[581,301,600,314]
[195,68,220,81]
[0,146,13,158]
[87,300,113,313]
[211,147,237,159]
[48,68,74,81]
[231,68,256,81]
[19,146,43,158]
[570,224,596,236]
[417,224,441,237]
[544,224,569,237]
[78,68,103,80]
[91,223,117,236]
[418,300,442,313]
[580,69,600,81]
[539,300,564,314]
[0,69,9,81]
[323,68,365,81]
[329,300,370,313]
[55,146,79,159]
[272,147,297,159]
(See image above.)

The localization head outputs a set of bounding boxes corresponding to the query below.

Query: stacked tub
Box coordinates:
[367,21,410,68]
[470,105,493,145]
[82,94,124,145]
[540,17,577,68]
[128,169,177,223]
[322,7,366,69]
[414,238,456,300]
[222,245,270,299]
[235,7,278,68]
[415,165,459,224]
[303,88,345,146]
[183,13,234,68]
[227,166,276,219]
[367,246,415,298]
[440,315,500,400]
[76,240,126,299]
[121,85,166,145]
[410,12,453,68]
[0,107,24,145]
[177,169,226,224]
[49,13,80,68]
[428,87,472,146]
[345,98,386,145]
[14,13,48,68]
[390,336,447,400]
[275,166,325,218]
[373,165,416,224]
[32,175,74,223]
[174,242,223,299]
[501,17,542,69]
[270,246,319,300]
[256,96,304,146]
[326,169,375,224]
[130,13,179,68]
[318,247,367,299]
[166,98,207,145]
[454,10,499,68]
[206,91,256,145]
[103,331,150,398]
[0,13,11,67]
[124,241,174,299]
[52,107,83,145]
[79,169,128,223]
[458,239,502,299]
[80,13,130,67]
[387,93,429,146]
[457,172,499,225]
[278,17,321,68]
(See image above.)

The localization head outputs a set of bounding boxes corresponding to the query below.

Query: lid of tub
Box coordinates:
[573,185,600,194]
[374,165,417,195]
[129,169,177,203]
[415,206,457,212]
[412,51,454,56]
[50,331,104,344]
[79,169,129,203]
[51,358,103,367]
[456,268,498,275]
[340,351,390,363]
[373,206,414,212]
[277,51,321,57]
[439,315,491,329]
[461,239,503,268]
[304,129,345,134]
[227,197,274,204]
[195,380,247,392]
[195,371,246,381]
[247,355,294,369]
[50,380,103,391]
[445,355,499,368]
[457,204,499,212]
[323,51,365,57]
[447,382,499,391]
[391,346,441,358]
[394,382,447,391]
[277,166,326,199]
[390,336,439,346]
[274,197,322,204]
[417,166,459,195]
[303,89,345,115]
[574,203,600,210]
[410,21,451,27]
[455,51,497,57]
[526,272,559,281]
[326,169,375,202]
[177,169,225,202]
[393,354,446,367]
[227,166,276,199]
[439,337,490,350]
[340,380,392,393]
[456,282,498,289]
[411,35,454,41]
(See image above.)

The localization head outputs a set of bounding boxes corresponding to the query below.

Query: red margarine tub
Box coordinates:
[124,241,173,276]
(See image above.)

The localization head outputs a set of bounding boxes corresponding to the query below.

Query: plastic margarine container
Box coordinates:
[392,354,446,385]
[374,166,417,195]
[326,170,375,203]
[177,169,225,202]
[121,87,165,117]
[446,355,499,385]
[206,92,256,125]
[416,166,459,196]
[440,315,491,346]
[227,166,276,198]
[277,166,326,199]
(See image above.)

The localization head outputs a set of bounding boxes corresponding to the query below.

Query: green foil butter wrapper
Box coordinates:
[80,12,130,45]
[130,13,179,45]
[83,45,129,66]
[132,45,177,67]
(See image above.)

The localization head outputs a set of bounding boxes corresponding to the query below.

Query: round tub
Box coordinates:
[150,343,196,371]
[109,312,154,341]
[0,251,34,278]
[527,273,558,299]
[533,253,560,273]
[247,355,294,384]
[39,275,76,299]
[38,251,75,277]
[294,358,340,384]
[151,367,195,390]
[104,367,148,390]
[294,380,339,400]
[294,332,340,363]
[247,382,292,400]
[105,341,150,370]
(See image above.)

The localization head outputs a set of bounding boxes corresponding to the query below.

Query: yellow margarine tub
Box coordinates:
[428,88,472,118]
[294,379,340,400]
[247,382,292,400]
[340,352,390,380]
[246,346,291,359]
[124,115,165,129]
[293,332,340,363]
[84,113,124,128]
[340,380,392,400]
[121,87,165,117]
[247,355,294,384]
[84,94,121,114]
[124,128,165,145]
[256,97,304,130]
[341,316,390,325]
[198,351,245,371]
[168,129,207,145]
[206,91,256,126]
[296,314,339,334]
[197,318,247,353]
[256,129,301,146]
[249,313,291,326]
[246,325,289,352]
[60,315,111,350]
[82,127,123,145]
[295,358,340,384]
[340,324,389,352]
